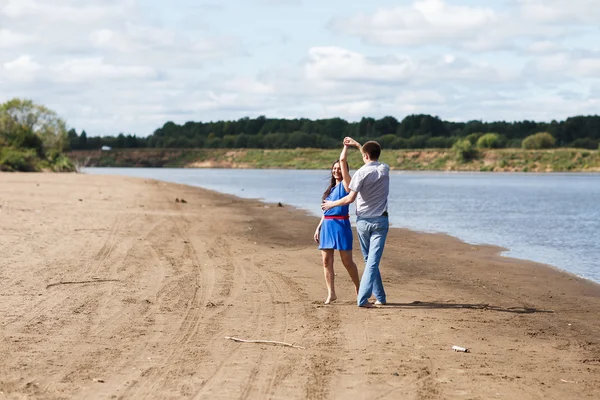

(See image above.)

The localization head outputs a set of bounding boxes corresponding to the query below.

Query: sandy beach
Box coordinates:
[1,173,599,400]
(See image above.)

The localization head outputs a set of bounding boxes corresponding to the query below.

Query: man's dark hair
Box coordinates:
[363,141,381,160]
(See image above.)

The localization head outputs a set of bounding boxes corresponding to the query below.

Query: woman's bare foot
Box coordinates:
[324,294,337,304]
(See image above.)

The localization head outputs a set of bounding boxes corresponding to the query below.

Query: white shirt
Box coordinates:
[349,161,390,218]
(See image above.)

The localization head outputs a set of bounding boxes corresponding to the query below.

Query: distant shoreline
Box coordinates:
[69,147,600,172]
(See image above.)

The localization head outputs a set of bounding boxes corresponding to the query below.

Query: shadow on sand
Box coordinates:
[379,301,554,314]
[321,300,554,314]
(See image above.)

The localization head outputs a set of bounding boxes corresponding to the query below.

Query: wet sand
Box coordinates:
[1,173,599,399]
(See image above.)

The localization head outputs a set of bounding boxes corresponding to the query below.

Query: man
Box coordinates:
[322,137,390,307]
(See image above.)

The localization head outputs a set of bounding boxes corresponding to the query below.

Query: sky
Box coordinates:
[1,0,600,136]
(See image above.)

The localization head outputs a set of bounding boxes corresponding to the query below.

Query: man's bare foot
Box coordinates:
[324,294,337,304]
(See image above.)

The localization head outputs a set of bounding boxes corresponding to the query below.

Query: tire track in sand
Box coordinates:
[121,215,219,399]
[192,249,332,400]
[13,215,125,332]
[191,252,284,399]
[35,215,167,394]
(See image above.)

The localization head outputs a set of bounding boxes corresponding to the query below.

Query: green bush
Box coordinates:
[6,126,45,157]
[570,138,599,149]
[406,134,429,149]
[476,133,503,149]
[378,134,398,149]
[392,137,409,149]
[452,139,478,162]
[507,139,522,148]
[0,148,39,171]
[465,133,482,145]
[50,154,75,172]
[426,136,454,148]
[522,132,556,149]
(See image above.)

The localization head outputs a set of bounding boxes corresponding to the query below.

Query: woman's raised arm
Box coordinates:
[339,144,351,192]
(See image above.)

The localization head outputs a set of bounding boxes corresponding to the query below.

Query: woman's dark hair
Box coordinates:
[322,160,349,201]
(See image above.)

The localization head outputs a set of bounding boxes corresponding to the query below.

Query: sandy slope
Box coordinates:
[0,173,599,399]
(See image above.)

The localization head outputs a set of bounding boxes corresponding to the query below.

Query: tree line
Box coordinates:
[65,114,600,151]
[1,98,74,172]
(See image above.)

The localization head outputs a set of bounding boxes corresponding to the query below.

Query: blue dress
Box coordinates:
[319,182,353,250]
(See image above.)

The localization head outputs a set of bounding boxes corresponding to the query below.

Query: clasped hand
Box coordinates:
[321,200,334,211]
[343,137,359,148]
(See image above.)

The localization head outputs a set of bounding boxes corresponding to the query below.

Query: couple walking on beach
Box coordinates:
[314,137,390,307]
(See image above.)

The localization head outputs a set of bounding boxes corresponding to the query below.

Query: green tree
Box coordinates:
[234,134,248,148]
[66,128,78,150]
[131,113,600,151]
[378,134,397,149]
[0,98,68,155]
[392,137,409,149]
[407,134,430,149]
[476,133,503,149]
[358,117,375,136]
[79,130,88,148]
[374,116,398,136]
[465,132,482,145]
[452,139,478,162]
[569,138,599,149]
[522,132,556,149]
[222,135,236,148]
[398,114,448,138]
[2,123,44,156]
[287,131,315,148]
[116,133,126,148]
[0,98,74,171]
[426,136,454,148]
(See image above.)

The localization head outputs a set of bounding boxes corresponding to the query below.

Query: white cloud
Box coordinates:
[1,0,241,66]
[518,0,600,24]
[330,0,507,50]
[527,41,563,54]
[576,57,600,76]
[0,29,33,48]
[525,51,600,80]
[3,55,42,82]
[325,100,375,117]
[395,90,446,105]
[89,29,116,48]
[1,0,133,23]
[53,58,158,82]
[330,0,589,51]
[180,46,524,123]
[221,77,275,95]
[260,0,302,5]
[305,47,416,84]
[304,46,515,87]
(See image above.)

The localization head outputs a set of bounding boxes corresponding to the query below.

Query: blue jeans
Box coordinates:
[356,216,389,306]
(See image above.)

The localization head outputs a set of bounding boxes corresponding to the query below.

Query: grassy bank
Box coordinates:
[68,148,600,172]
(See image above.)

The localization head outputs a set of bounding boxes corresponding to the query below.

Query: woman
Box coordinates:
[314,144,360,304]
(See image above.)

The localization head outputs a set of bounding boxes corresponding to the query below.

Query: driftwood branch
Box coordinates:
[225,336,305,349]
[46,279,120,289]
